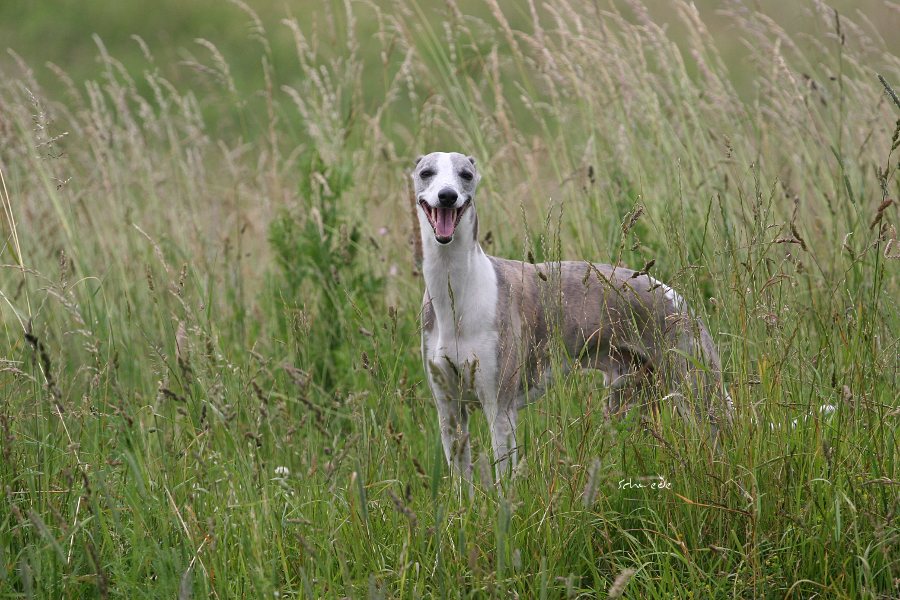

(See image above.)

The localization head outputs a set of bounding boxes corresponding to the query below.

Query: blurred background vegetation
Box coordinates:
[2,0,897,114]
[1,0,898,597]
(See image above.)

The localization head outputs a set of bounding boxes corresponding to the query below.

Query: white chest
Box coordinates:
[429,327,498,371]
[422,249,500,397]
[427,282,499,375]
[426,327,499,402]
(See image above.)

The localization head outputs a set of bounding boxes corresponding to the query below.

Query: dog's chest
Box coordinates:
[422,255,501,396]
[425,327,499,398]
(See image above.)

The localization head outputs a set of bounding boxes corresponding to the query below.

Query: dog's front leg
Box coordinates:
[483,399,518,480]
[433,395,473,481]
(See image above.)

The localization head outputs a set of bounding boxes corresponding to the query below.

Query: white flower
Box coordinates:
[274,466,290,478]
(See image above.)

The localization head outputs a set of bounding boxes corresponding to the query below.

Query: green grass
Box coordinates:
[1,1,899,597]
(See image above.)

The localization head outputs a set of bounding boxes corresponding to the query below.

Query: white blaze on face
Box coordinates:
[433,155,459,238]
[428,153,457,201]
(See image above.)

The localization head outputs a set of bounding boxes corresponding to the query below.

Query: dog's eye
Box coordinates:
[459,170,473,181]
[420,169,435,178]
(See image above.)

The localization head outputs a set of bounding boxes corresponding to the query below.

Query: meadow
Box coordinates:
[1,0,898,597]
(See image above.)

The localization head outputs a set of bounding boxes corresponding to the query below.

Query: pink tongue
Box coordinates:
[435,208,455,238]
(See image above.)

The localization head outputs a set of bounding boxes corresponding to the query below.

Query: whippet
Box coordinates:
[413,151,732,480]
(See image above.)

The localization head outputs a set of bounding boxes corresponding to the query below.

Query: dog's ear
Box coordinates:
[412,155,424,178]
[467,156,481,186]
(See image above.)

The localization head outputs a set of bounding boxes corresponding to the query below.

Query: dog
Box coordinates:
[413,151,732,481]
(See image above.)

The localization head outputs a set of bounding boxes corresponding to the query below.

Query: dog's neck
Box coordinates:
[420,209,495,337]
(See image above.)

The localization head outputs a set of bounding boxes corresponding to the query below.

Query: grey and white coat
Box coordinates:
[413,151,732,481]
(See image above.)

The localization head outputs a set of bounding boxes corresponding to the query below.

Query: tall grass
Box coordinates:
[1,0,898,597]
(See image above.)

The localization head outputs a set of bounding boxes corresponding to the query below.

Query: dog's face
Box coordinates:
[411,151,480,245]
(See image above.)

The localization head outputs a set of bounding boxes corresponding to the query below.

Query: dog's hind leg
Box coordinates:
[600,348,654,418]
[606,369,656,418]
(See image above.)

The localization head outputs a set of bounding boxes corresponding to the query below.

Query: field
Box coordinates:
[1,0,899,597]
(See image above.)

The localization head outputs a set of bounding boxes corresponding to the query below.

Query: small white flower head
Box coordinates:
[274,466,290,478]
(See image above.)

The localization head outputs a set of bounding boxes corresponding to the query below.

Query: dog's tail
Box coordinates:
[659,288,734,437]
[678,317,734,429]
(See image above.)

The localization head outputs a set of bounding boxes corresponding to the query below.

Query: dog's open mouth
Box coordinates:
[420,199,471,244]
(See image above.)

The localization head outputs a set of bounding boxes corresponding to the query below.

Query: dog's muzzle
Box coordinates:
[419,198,471,244]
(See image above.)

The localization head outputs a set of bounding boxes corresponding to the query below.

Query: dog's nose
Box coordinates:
[437,188,458,207]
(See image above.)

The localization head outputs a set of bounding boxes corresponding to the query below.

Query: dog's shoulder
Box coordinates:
[486,255,536,287]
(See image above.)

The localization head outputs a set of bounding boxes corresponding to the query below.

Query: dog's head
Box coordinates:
[411,151,480,245]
